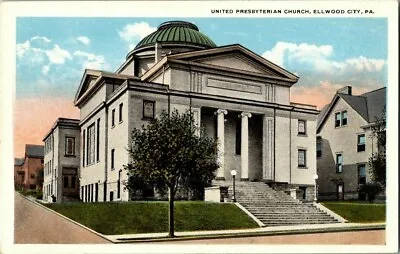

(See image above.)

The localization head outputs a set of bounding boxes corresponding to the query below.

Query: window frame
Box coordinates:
[341,111,348,126]
[111,148,115,170]
[298,149,307,168]
[96,118,100,162]
[65,136,76,156]
[82,129,86,167]
[143,100,155,120]
[357,134,366,152]
[119,103,123,123]
[111,108,116,127]
[336,153,343,173]
[335,110,348,128]
[298,119,307,135]
[335,112,341,127]
[86,123,95,165]
[357,163,367,185]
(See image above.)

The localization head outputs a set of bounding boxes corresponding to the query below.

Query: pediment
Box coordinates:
[168,44,298,81]
[74,70,101,104]
[195,53,276,75]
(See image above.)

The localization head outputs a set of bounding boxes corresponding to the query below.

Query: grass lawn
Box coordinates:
[321,201,386,223]
[45,201,258,235]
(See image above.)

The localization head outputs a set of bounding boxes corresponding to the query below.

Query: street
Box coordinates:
[14,192,110,244]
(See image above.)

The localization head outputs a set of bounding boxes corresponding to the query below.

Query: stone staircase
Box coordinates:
[213,180,340,227]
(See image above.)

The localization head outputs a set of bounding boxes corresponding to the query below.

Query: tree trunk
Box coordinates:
[168,187,175,237]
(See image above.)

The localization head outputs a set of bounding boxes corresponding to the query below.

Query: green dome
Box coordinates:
[134,21,217,50]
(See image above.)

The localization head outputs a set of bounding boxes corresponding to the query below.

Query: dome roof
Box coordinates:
[134,21,217,50]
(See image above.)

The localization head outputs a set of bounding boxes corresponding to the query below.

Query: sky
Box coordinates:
[15,17,388,157]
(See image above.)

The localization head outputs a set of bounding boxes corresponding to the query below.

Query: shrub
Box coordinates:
[358,182,382,203]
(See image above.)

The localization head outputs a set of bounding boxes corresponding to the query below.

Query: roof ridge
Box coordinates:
[360,86,386,96]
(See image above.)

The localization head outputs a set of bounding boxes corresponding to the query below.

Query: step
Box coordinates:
[216,180,340,225]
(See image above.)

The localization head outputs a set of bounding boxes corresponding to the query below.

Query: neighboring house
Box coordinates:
[316,86,386,200]
[74,20,319,203]
[42,118,80,203]
[20,144,44,190]
[14,158,25,187]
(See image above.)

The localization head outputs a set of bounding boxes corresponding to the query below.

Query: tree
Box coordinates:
[368,108,386,187]
[124,109,219,237]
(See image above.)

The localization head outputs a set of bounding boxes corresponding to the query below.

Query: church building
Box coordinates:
[74,21,319,202]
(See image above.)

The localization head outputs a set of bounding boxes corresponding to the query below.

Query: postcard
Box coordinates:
[0,1,398,253]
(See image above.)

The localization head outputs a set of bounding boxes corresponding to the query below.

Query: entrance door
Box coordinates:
[337,184,344,200]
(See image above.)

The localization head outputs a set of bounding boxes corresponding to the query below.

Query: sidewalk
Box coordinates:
[106,222,385,243]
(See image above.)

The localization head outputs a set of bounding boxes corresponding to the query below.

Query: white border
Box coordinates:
[0,1,398,253]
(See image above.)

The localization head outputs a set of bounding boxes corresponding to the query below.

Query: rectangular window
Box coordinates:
[87,124,95,165]
[357,134,366,152]
[298,120,306,135]
[96,118,100,162]
[91,184,94,202]
[335,112,341,127]
[335,111,348,127]
[63,176,69,188]
[336,153,343,173]
[81,187,83,201]
[95,183,99,202]
[316,141,322,158]
[65,137,75,156]
[104,182,107,202]
[342,111,348,126]
[110,191,114,201]
[82,130,86,167]
[112,109,115,127]
[111,149,115,169]
[119,103,123,122]
[143,100,155,119]
[117,170,121,199]
[358,164,366,185]
[235,119,241,155]
[298,149,306,167]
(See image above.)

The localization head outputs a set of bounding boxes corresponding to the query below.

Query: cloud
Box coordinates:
[31,36,51,43]
[16,40,31,58]
[262,41,386,74]
[45,44,72,64]
[73,50,107,70]
[118,22,156,49]
[76,36,91,45]
[41,65,50,75]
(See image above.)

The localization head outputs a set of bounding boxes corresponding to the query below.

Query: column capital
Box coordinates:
[215,109,228,115]
[239,112,252,118]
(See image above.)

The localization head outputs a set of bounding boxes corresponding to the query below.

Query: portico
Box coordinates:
[200,107,272,182]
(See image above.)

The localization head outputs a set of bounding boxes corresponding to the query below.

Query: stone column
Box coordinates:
[215,109,228,180]
[240,112,252,180]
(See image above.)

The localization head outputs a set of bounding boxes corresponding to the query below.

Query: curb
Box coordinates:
[17,193,112,243]
[111,223,386,243]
